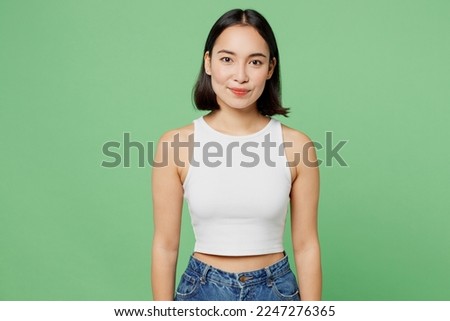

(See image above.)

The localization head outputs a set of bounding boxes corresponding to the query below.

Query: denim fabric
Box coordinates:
[174,254,301,301]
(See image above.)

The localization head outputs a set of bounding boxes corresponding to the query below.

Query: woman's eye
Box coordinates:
[250,60,262,65]
[220,57,232,63]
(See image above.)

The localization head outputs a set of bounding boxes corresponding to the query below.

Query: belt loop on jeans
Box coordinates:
[200,264,210,284]
[265,266,273,287]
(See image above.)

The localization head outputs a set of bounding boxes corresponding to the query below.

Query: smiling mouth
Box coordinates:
[229,88,250,97]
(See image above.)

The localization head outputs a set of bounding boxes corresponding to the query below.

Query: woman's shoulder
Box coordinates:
[157,121,195,144]
[279,122,319,179]
[280,122,315,149]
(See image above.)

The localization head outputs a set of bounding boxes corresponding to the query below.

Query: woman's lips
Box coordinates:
[229,88,250,97]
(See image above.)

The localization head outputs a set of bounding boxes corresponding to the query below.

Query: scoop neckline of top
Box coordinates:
[199,115,275,139]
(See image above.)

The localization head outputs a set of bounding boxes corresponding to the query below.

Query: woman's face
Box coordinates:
[204,25,276,112]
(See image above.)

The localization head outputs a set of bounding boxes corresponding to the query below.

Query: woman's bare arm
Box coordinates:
[286,129,322,300]
[151,130,184,300]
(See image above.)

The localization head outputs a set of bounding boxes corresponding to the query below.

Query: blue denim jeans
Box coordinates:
[174,254,301,301]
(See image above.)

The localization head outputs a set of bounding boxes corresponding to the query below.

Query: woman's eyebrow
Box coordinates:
[216,49,267,58]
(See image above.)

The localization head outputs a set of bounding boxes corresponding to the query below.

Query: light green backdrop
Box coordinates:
[1,0,449,300]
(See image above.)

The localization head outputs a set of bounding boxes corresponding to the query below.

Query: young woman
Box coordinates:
[151,9,321,301]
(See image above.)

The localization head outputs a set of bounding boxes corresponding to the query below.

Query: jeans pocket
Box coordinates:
[271,271,301,301]
[174,272,201,300]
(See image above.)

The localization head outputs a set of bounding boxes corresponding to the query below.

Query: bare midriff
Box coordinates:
[193,251,285,273]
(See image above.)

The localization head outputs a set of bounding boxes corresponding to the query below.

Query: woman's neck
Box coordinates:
[204,108,270,136]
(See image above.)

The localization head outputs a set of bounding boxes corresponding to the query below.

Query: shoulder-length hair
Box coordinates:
[193,9,289,117]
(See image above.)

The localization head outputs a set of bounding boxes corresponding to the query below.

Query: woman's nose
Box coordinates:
[233,63,249,83]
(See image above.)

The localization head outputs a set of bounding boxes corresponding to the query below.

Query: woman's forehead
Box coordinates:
[212,25,269,56]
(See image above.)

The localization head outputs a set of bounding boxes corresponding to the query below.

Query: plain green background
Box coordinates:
[1,0,449,300]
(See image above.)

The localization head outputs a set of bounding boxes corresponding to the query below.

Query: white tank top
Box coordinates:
[183,116,292,256]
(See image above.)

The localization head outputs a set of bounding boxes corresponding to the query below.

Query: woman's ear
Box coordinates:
[204,51,211,75]
[267,57,277,79]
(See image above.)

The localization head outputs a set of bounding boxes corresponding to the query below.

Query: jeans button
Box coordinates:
[239,275,252,282]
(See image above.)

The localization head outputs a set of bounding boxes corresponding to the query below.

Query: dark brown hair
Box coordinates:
[193,9,289,116]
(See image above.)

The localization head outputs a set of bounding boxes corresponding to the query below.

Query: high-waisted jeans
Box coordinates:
[174,254,301,301]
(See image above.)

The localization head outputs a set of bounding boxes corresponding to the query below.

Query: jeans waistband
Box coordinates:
[185,254,292,287]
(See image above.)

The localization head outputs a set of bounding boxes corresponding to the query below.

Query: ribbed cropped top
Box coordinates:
[182,116,292,256]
